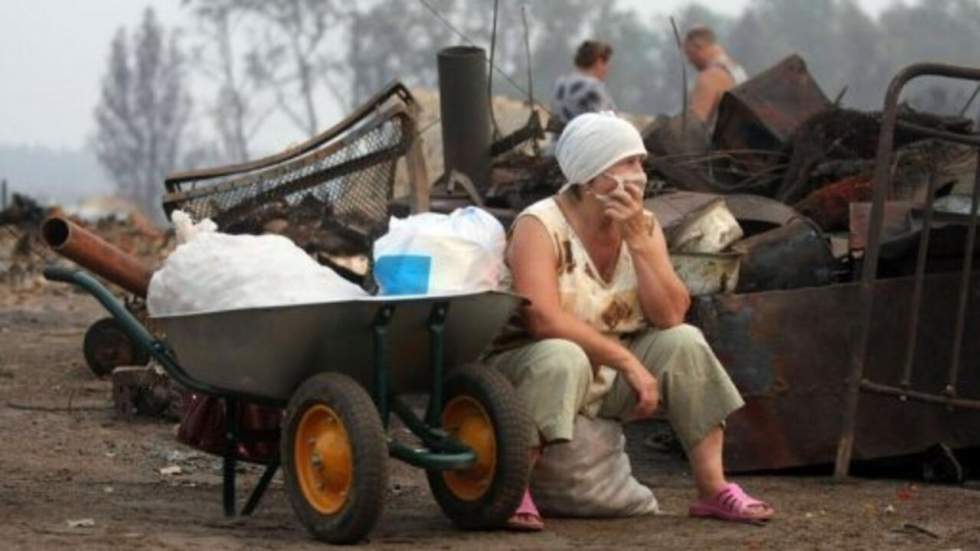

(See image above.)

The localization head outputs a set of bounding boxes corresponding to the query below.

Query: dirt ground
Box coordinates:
[3,284,980,550]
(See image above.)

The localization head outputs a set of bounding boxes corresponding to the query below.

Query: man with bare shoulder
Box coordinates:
[683,25,748,128]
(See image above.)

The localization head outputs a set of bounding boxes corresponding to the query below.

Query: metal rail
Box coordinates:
[164,80,429,215]
[835,63,980,477]
[165,82,418,187]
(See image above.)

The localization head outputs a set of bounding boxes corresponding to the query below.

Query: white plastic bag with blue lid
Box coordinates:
[373,207,506,295]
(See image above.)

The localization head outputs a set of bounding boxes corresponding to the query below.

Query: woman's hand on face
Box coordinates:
[622,359,659,419]
[600,181,642,219]
[602,182,651,246]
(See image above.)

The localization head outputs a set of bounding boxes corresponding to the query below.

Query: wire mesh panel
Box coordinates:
[163,109,411,244]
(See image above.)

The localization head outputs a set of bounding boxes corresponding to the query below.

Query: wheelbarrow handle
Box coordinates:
[42,266,81,285]
[44,265,159,349]
[45,263,181,365]
[45,265,285,404]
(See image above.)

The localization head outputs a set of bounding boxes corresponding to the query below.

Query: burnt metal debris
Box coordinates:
[490,54,975,210]
[162,81,427,282]
[0,193,45,227]
[645,61,980,473]
[693,270,980,472]
[835,63,980,478]
[713,55,832,155]
[732,219,838,293]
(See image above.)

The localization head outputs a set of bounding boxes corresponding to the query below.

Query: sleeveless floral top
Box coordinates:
[489,196,651,413]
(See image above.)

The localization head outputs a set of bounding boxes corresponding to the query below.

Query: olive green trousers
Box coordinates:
[486,324,745,451]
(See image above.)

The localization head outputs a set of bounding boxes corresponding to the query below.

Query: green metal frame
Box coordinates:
[370,301,476,471]
[44,266,476,487]
[43,267,281,517]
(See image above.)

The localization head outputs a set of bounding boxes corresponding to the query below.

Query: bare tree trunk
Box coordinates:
[94,8,191,223]
[288,0,318,137]
[216,11,249,161]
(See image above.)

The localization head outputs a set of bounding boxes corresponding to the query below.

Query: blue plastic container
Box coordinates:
[374,255,431,295]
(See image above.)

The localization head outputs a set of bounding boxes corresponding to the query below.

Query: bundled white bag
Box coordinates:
[147,211,367,316]
[531,415,660,518]
[372,207,506,295]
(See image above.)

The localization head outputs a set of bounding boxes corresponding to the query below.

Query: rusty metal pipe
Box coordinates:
[438,46,491,191]
[901,170,939,388]
[42,216,153,297]
[861,379,980,411]
[946,147,980,396]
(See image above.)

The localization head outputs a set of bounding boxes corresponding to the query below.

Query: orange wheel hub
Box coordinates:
[294,404,353,514]
[441,396,496,501]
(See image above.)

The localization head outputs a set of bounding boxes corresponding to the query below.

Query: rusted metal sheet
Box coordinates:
[686,271,980,473]
[848,201,912,251]
[42,216,153,297]
[724,194,801,233]
[646,191,801,237]
[713,55,831,152]
[642,113,710,158]
[732,219,837,293]
[795,175,873,232]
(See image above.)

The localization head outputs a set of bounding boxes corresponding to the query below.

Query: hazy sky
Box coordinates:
[1,0,908,151]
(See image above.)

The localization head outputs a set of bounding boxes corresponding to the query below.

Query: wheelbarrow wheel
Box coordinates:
[83,317,149,377]
[282,373,387,544]
[426,364,531,530]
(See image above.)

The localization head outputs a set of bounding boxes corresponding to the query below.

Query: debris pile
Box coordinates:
[477,54,979,295]
[220,194,375,278]
[0,193,172,292]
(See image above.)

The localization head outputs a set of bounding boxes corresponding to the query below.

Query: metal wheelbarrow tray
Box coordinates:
[44,266,531,544]
[155,291,518,402]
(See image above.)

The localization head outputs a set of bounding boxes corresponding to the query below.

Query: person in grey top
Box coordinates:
[550,40,617,130]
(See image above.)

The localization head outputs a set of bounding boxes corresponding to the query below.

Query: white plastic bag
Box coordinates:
[530,415,660,518]
[372,207,506,295]
[148,211,367,317]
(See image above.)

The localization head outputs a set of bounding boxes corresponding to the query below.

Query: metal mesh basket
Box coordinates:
[163,110,411,243]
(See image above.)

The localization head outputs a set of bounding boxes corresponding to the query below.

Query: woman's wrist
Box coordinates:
[622,213,656,249]
[613,352,644,375]
[622,216,653,248]
[624,229,655,251]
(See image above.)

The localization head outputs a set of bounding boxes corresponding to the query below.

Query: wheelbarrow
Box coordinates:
[43,266,531,544]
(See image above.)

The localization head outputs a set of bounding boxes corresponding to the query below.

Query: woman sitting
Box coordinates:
[486,112,775,530]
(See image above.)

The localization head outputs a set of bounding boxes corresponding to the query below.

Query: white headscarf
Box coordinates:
[554,112,647,187]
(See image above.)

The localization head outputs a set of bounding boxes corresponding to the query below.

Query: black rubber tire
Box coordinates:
[83,317,149,377]
[426,364,531,530]
[282,373,388,544]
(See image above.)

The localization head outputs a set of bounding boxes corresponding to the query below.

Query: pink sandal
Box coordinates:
[506,489,544,532]
[689,483,775,524]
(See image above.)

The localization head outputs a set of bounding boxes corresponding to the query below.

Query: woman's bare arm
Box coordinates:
[626,219,690,328]
[603,186,691,328]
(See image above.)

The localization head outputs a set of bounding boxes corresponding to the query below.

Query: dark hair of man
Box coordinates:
[684,25,717,46]
[574,40,613,69]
